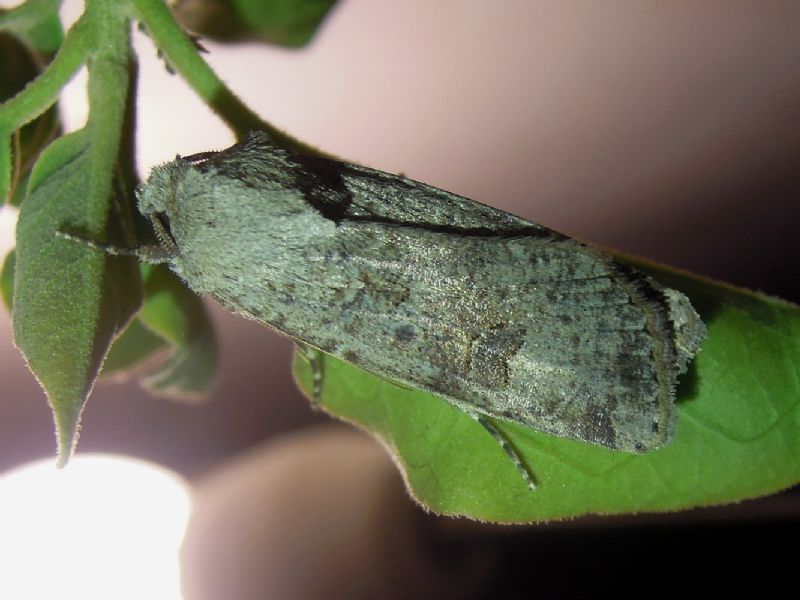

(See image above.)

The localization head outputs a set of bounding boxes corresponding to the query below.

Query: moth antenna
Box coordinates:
[56,231,172,263]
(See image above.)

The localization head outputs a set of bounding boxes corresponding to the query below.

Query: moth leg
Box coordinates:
[56,232,171,263]
[295,344,324,403]
[473,414,537,491]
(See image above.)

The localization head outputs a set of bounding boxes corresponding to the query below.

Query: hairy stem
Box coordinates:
[130,0,318,154]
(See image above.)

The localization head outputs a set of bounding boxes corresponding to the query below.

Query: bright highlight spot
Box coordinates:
[0,455,191,600]
[0,204,17,260]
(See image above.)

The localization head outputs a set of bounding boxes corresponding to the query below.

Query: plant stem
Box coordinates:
[130,0,319,155]
[0,18,87,134]
[83,0,133,228]
[0,13,90,199]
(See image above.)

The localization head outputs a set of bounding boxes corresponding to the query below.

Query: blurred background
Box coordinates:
[1,1,798,598]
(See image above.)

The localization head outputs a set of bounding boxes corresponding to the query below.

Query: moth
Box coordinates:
[135,132,706,488]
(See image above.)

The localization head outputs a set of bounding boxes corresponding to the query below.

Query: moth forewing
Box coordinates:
[136,132,706,487]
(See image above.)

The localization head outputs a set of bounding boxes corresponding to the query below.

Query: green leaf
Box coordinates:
[99,265,218,400]
[1,247,14,311]
[0,0,64,54]
[12,129,142,464]
[173,0,338,47]
[293,270,800,522]
[0,30,62,207]
[101,317,169,376]
[134,263,217,399]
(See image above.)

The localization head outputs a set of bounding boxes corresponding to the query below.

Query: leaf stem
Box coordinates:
[83,0,132,228]
[130,0,318,154]
[0,13,89,199]
[0,17,88,134]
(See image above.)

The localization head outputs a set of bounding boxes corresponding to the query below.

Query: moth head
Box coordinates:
[136,159,190,254]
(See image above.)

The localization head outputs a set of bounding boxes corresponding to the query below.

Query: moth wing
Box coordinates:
[302,157,552,235]
[275,217,675,453]
[196,142,683,452]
